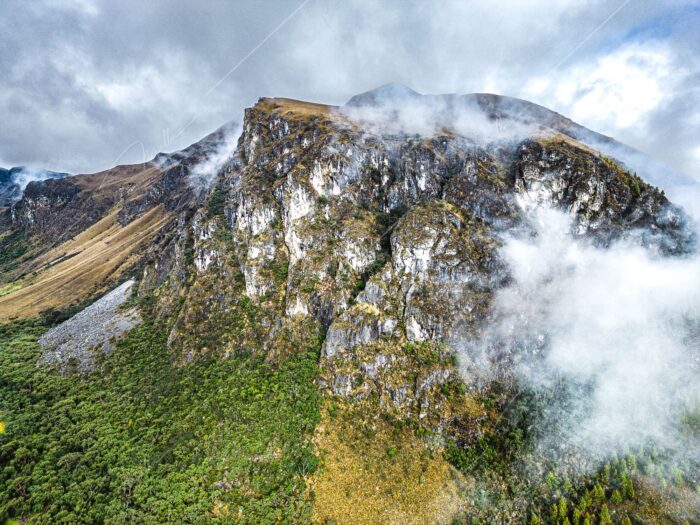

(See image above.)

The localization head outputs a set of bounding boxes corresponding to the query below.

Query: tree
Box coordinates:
[577,493,589,512]
[593,483,606,505]
[572,509,582,525]
[621,474,635,499]
[599,504,612,525]
[550,503,559,522]
[610,489,622,504]
[559,497,568,519]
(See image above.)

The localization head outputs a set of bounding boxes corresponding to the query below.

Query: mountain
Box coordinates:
[0,166,70,206]
[0,86,698,524]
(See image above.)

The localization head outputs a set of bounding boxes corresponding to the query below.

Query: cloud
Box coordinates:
[339,86,537,144]
[458,204,700,464]
[186,122,242,195]
[525,42,675,129]
[0,0,698,183]
[523,38,700,179]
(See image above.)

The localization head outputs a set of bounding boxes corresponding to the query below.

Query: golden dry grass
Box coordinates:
[260,97,336,118]
[309,404,468,525]
[74,162,162,192]
[0,205,170,320]
[538,131,601,157]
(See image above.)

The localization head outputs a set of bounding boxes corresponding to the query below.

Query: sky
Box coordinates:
[1,0,699,181]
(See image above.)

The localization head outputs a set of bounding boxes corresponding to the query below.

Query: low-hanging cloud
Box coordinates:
[338,86,538,146]
[0,167,70,205]
[12,167,68,193]
[459,203,700,464]
[186,122,241,195]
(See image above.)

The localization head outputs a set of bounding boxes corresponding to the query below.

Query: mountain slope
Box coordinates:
[0,166,70,207]
[0,86,698,525]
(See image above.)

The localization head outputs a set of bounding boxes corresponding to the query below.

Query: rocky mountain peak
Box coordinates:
[1,86,699,524]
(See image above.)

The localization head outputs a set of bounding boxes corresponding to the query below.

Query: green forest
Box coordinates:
[1,298,698,524]
[0,302,321,524]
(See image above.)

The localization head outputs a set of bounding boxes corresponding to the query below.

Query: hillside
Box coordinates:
[0,86,698,524]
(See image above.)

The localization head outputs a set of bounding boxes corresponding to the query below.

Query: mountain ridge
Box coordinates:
[0,166,70,207]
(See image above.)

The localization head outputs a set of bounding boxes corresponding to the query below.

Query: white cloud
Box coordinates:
[460,204,700,460]
[1,1,698,180]
[525,42,678,129]
[43,0,99,17]
[522,38,700,180]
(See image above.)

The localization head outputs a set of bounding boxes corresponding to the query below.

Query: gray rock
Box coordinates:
[39,280,141,373]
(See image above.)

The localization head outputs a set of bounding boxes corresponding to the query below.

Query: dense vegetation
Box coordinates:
[1,306,698,524]
[0,230,31,274]
[444,385,700,524]
[0,302,321,524]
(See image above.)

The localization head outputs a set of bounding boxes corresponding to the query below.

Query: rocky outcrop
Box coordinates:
[513,139,692,252]
[20,89,693,425]
[131,93,693,424]
[9,177,82,233]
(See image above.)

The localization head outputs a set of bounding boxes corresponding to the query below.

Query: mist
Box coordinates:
[186,122,241,195]
[0,167,70,205]
[459,202,700,467]
[13,168,56,193]
[338,86,538,146]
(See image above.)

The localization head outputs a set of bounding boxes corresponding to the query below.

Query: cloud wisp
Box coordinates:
[186,122,242,195]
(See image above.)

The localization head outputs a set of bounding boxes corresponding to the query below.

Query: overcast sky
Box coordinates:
[1,0,698,180]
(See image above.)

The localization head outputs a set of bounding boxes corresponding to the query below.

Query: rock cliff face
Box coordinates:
[7,91,692,409]
[120,91,692,425]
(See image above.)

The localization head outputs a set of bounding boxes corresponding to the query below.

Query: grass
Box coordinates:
[0,230,33,274]
[0,206,171,320]
[256,98,334,120]
[310,403,465,525]
[0,282,22,298]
